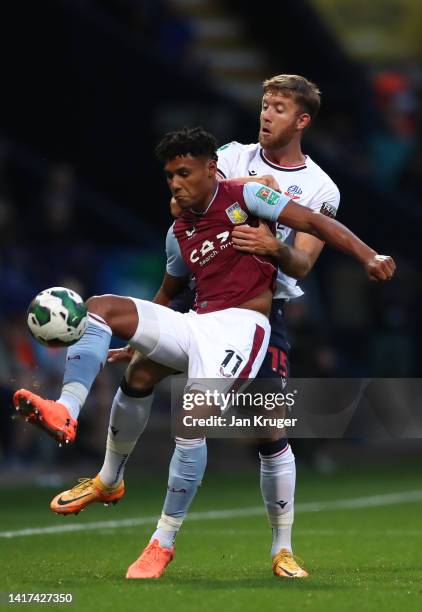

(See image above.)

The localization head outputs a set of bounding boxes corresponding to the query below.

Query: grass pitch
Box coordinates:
[1,463,422,611]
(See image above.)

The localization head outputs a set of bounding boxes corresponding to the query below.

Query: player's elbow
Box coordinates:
[285,248,315,281]
[288,260,313,281]
[293,266,311,281]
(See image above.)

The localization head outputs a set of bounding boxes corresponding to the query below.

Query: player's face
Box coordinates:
[164,155,217,210]
[259,92,311,149]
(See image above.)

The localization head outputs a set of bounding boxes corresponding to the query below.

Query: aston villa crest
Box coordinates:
[225,202,248,225]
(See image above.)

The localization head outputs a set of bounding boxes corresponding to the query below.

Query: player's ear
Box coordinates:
[207,159,217,176]
[296,113,311,131]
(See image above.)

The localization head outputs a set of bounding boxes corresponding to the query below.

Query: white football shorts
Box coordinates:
[129,299,270,391]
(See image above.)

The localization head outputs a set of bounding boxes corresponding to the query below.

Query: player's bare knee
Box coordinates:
[126,366,156,391]
[86,294,121,321]
[87,295,137,339]
[86,295,109,319]
[126,357,165,391]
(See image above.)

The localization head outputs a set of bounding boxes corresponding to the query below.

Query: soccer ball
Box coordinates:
[27,287,88,347]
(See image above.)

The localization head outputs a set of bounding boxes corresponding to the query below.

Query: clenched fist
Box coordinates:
[364,255,396,281]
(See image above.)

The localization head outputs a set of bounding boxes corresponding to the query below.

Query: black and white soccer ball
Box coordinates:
[27,287,88,347]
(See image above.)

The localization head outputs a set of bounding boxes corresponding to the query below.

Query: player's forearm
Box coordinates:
[273,243,314,280]
[152,287,172,307]
[306,213,376,263]
[250,231,314,279]
[153,273,190,307]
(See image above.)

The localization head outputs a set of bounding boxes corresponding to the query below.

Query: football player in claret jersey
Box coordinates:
[13,127,395,580]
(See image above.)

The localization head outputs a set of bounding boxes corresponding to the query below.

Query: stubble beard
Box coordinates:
[259,127,296,151]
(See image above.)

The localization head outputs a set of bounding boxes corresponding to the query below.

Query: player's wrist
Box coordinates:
[273,240,290,260]
[358,247,378,265]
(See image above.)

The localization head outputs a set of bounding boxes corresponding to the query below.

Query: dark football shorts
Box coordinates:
[169,286,196,314]
[256,299,290,380]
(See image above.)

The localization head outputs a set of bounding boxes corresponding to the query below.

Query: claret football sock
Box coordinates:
[60,314,112,419]
[151,437,207,549]
[99,384,154,487]
[259,440,296,556]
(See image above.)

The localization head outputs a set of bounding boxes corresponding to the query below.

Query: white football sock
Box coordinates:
[99,387,153,487]
[260,444,296,556]
[58,382,88,420]
[151,513,183,550]
[150,438,207,549]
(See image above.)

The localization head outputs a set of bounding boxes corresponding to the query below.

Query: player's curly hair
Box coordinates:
[155,127,218,163]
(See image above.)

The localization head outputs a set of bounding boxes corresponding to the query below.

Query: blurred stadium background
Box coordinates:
[0,1,421,607]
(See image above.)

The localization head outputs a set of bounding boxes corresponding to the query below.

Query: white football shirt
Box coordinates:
[217,141,340,299]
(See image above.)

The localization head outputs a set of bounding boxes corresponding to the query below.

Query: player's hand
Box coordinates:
[107,345,135,363]
[170,197,182,218]
[232,220,279,256]
[256,175,280,192]
[364,255,396,281]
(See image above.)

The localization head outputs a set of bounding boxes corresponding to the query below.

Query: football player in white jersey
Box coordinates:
[44,77,373,579]
[212,74,340,577]
[218,73,339,296]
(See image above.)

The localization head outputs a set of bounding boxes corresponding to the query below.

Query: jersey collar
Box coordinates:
[260,149,307,172]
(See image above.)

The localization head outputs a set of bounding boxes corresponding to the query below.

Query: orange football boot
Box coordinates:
[272,548,309,578]
[13,389,77,444]
[50,475,125,515]
[126,539,174,579]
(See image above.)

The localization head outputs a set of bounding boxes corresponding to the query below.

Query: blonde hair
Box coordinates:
[263,74,321,120]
